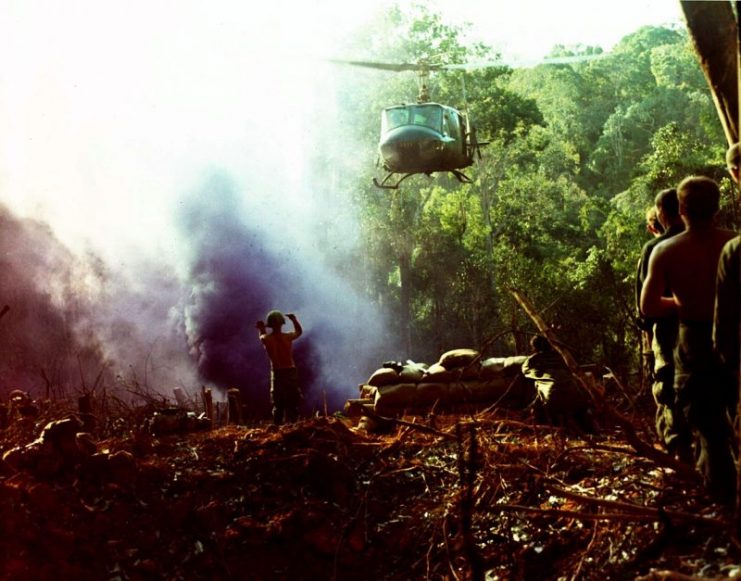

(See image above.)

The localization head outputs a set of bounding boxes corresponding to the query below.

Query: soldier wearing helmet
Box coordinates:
[256,310,303,425]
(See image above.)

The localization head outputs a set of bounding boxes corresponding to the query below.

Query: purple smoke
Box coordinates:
[178,173,389,414]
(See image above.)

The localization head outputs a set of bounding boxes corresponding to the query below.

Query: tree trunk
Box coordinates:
[399,250,413,356]
[681,0,739,145]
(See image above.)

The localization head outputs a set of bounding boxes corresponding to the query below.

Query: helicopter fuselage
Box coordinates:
[378,103,473,175]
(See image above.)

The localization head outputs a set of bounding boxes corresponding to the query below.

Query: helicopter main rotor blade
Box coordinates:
[329,59,443,72]
[442,53,606,70]
[330,52,607,75]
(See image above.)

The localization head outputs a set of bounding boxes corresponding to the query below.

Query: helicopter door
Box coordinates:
[449,112,466,155]
[446,111,461,142]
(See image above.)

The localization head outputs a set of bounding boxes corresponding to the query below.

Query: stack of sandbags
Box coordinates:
[348,349,534,416]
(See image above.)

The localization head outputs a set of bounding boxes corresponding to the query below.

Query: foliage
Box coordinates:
[323,4,728,380]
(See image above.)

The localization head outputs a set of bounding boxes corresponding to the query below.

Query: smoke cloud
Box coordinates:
[0,2,394,414]
[0,168,390,414]
[179,172,388,414]
[0,205,108,396]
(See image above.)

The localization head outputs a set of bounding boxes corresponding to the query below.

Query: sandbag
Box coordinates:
[415,382,449,405]
[480,357,506,379]
[424,363,458,383]
[359,384,377,400]
[344,399,373,417]
[503,356,527,374]
[399,363,426,383]
[376,381,481,412]
[460,362,481,381]
[367,367,400,387]
[374,383,419,414]
[438,348,479,370]
[464,378,512,403]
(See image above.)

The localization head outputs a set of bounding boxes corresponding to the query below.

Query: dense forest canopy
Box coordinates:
[318,3,735,381]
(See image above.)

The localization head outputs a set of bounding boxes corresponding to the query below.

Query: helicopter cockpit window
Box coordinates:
[411,105,442,131]
[382,107,410,132]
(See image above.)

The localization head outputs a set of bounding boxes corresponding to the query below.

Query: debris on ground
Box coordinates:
[0,392,738,580]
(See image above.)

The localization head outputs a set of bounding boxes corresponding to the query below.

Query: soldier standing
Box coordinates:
[256,310,303,425]
[642,176,737,503]
[635,189,689,460]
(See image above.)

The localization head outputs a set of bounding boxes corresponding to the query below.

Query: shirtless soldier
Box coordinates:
[256,310,303,425]
[641,176,737,503]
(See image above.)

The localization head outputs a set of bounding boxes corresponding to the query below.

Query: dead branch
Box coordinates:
[558,443,637,456]
[361,408,457,441]
[485,503,724,527]
[636,571,731,581]
[571,521,600,580]
[510,288,700,483]
[603,365,637,408]
[456,422,484,581]
[469,329,514,369]
[542,483,723,526]
[442,510,461,581]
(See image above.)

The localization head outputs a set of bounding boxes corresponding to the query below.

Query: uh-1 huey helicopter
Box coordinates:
[332,58,487,189]
[333,54,606,189]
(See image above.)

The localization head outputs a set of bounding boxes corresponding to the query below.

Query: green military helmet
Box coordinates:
[266,310,286,328]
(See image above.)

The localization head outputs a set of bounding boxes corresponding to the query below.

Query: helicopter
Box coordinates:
[333,54,606,189]
[332,58,487,189]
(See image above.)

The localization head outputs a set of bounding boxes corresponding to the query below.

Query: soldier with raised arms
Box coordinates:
[256,310,303,425]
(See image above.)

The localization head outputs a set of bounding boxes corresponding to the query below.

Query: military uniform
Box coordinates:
[713,235,740,379]
[521,350,593,431]
[636,224,688,453]
[675,320,736,503]
[270,367,302,424]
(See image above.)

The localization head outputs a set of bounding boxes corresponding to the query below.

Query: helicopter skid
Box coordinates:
[373,169,472,189]
[451,169,473,184]
[373,172,423,189]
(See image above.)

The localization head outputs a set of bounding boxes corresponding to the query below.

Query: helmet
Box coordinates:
[266,310,286,328]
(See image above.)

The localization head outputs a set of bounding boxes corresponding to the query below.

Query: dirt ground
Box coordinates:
[1,397,739,581]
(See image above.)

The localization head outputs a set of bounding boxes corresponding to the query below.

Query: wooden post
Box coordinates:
[173,387,188,408]
[227,388,243,425]
[201,386,214,429]
[78,393,96,433]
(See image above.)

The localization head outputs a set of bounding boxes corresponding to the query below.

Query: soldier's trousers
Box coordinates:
[674,321,737,504]
[271,367,302,425]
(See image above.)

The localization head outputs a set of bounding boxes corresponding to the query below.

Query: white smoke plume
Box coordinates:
[0,2,391,410]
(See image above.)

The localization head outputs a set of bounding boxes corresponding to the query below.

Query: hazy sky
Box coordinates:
[0,0,686,261]
[446,0,684,60]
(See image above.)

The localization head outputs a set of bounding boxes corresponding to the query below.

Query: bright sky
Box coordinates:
[0,0,685,262]
[447,0,684,61]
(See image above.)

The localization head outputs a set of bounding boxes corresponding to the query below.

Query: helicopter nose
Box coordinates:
[380,127,445,172]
